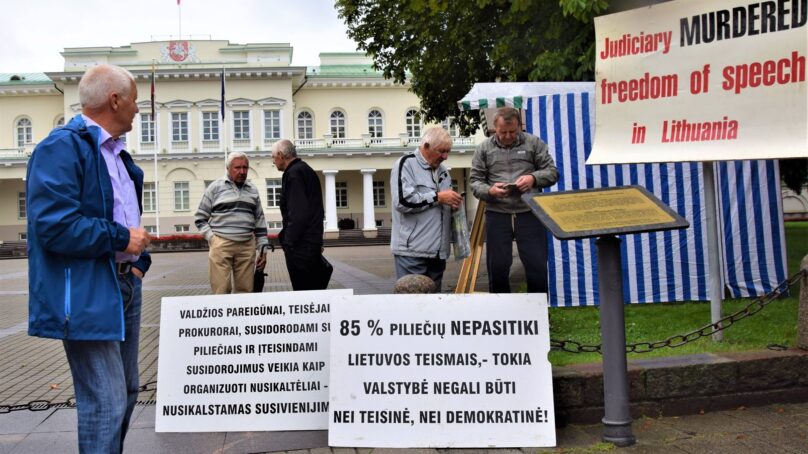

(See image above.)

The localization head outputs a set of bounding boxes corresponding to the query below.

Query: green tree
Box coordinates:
[336,0,608,135]
[337,0,807,192]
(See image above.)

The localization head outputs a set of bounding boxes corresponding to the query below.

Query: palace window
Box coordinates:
[233,111,250,140]
[297,111,313,139]
[143,182,156,212]
[330,111,346,139]
[174,181,190,211]
[174,224,190,233]
[140,114,155,143]
[17,192,26,218]
[405,109,421,138]
[367,110,383,138]
[372,181,385,207]
[266,179,281,208]
[202,111,219,141]
[442,117,461,137]
[264,110,281,140]
[171,112,188,142]
[16,118,32,146]
[335,181,348,208]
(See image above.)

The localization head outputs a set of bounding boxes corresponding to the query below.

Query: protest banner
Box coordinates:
[155,290,351,432]
[589,0,807,163]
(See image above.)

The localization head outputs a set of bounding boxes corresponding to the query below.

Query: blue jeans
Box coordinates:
[485,211,548,293]
[393,254,446,292]
[63,272,142,454]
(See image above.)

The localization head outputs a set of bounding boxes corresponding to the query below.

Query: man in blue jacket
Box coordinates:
[26,64,151,454]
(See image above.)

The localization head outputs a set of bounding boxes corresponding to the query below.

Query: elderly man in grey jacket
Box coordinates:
[470,107,558,294]
[391,127,463,292]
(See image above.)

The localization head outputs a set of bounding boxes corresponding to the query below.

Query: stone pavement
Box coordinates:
[1,247,807,453]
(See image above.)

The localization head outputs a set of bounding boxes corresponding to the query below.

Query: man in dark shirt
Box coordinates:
[271,139,329,290]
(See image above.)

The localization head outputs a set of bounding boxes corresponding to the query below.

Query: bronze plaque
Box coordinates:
[522,186,689,240]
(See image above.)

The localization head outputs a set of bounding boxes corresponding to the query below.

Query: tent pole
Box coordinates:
[702,161,724,341]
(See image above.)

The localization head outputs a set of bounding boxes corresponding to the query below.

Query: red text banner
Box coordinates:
[589,0,808,164]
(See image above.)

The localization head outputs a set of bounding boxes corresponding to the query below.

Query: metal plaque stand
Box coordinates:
[522,186,689,448]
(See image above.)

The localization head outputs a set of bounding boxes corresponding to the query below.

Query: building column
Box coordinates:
[361,168,378,238]
[323,169,339,239]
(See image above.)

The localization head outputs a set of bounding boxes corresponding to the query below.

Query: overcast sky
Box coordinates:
[0,0,359,73]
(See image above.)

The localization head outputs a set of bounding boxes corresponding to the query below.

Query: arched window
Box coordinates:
[405,109,421,138]
[16,118,32,146]
[442,117,460,137]
[297,111,313,139]
[330,110,346,139]
[367,109,383,138]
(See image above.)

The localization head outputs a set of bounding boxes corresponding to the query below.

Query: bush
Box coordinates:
[338,218,355,230]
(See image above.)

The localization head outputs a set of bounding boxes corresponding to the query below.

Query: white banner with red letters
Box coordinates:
[589,0,807,164]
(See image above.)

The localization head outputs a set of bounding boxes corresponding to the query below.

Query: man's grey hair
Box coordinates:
[78,64,135,109]
[419,127,452,151]
[493,107,522,126]
[271,139,297,159]
[226,151,249,169]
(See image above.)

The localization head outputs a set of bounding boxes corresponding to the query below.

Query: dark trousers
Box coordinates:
[283,243,328,291]
[485,211,549,293]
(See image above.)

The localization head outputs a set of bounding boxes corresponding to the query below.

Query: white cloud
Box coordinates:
[0,0,359,72]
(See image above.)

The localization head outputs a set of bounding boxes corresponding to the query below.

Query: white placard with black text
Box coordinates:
[156,289,352,432]
[328,293,555,447]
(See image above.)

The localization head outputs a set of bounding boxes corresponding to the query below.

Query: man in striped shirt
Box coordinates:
[195,151,269,293]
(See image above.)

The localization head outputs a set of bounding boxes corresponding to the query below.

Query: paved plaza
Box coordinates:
[1,247,807,453]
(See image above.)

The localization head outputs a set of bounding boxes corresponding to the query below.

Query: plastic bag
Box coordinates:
[451,200,471,260]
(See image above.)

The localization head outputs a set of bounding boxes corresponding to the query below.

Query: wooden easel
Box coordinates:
[454,201,486,293]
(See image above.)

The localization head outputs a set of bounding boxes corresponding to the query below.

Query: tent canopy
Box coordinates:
[458,82,594,112]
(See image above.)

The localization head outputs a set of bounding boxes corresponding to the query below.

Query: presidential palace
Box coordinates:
[0,39,484,242]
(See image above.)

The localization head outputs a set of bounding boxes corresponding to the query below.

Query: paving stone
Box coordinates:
[0,434,25,454]
[222,430,328,453]
[7,432,78,454]
[0,410,52,435]
[30,408,78,433]
[124,428,225,453]
[656,410,766,436]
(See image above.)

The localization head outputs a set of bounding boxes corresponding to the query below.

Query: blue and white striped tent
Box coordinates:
[459,83,788,306]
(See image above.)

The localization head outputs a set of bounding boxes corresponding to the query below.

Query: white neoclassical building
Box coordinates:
[0,39,482,241]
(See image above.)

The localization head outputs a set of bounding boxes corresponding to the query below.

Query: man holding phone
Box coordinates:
[470,107,558,293]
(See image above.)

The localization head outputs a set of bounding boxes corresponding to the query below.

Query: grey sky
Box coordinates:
[0,0,359,72]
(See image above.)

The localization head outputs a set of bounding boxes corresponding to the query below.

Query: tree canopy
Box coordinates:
[336,0,806,192]
[336,0,608,134]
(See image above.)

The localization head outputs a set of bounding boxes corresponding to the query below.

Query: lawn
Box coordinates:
[548,221,807,367]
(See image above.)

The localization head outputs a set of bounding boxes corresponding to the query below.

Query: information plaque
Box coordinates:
[522,186,689,240]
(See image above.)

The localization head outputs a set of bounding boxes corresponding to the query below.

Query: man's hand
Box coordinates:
[131,268,144,279]
[256,253,267,270]
[514,175,536,193]
[488,183,511,198]
[124,227,150,255]
[437,190,463,209]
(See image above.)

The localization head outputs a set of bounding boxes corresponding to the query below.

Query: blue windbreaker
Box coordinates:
[26,115,151,341]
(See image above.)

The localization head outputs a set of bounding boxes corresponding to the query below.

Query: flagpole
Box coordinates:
[151,60,161,237]
[178,0,182,40]
[221,66,227,166]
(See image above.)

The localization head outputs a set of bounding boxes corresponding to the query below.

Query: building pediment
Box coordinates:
[195,99,221,108]
[163,99,194,108]
[256,97,286,106]
[225,98,255,107]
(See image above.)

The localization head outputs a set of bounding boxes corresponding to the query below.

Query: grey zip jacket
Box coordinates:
[390,149,452,259]
[470,132,559,213]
